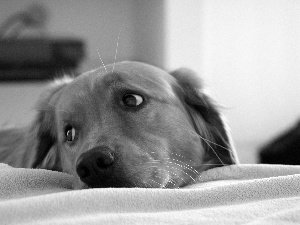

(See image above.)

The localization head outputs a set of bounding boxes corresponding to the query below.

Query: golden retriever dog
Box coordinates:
[0,61,238,189]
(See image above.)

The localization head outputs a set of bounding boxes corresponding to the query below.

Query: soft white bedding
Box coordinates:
[1,163,300,225]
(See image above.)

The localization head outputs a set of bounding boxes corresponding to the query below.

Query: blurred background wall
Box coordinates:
[0,0,299,163]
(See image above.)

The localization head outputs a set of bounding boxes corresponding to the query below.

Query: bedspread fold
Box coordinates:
[1,163,300,225]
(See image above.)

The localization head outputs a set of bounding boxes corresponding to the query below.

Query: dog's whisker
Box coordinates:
[97,48,107,72]
[164,160,199,177]
[112,27,123,73]
[198,135,226,166]
[145,164,186,188]
[164,164,196,182]
[165,170,186,184]
[168,179,177,187]
[146,160,197,185]
[199,135,231,152]
[144,181,154,188]
[141,182,147,188]
[166,158,200,175]
[147,158,196,171]
[148,179,162,188]
[206,144,225,166]
[161,169,177,187]
[164,178,175,186]
[169,152,196,163]
[152,174,170,188]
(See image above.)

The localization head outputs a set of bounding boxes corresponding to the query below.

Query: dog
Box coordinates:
[0,61,238,189]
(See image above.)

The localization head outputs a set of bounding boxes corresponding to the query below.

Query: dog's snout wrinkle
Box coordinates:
[76,146,115,187]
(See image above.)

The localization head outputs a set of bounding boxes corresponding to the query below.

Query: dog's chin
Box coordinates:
[72,176,139,189]
[72,178,90,190]
[72,176,171,189]
[72,181,135,189]
[71,165,193,189]
[71,168,194,189]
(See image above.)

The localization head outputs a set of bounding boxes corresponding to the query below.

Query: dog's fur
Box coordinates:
[0,61,238,189]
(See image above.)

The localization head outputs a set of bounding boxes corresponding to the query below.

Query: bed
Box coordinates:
[1,162,300,225]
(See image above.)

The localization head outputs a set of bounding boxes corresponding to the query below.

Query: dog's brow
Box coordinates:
[115,80,176,104]
[97,71,177,104]
[102,73,124,86]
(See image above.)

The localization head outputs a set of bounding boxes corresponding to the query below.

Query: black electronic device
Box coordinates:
[0,38,84,81]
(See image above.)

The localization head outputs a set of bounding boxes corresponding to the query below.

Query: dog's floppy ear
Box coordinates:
[28,77,73,170]
[0,77,72,170]
[170,68,239,167]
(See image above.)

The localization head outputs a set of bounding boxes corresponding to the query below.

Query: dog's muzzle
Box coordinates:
[76,146,115,188]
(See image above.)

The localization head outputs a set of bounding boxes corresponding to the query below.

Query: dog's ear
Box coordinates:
[0,77,72,170]
[28,77,73,170]
[170,68,239,167]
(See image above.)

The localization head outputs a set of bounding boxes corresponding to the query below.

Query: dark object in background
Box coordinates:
[0,3,84,81]
[0,38,84,81]
[259,120,300,165]
[0,39,84,69]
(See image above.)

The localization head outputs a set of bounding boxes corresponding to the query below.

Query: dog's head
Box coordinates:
[30,61,238,189]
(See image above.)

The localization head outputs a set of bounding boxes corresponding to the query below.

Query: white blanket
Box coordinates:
[1,163,300,225]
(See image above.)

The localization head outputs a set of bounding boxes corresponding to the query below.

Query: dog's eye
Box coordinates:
[122,94,143,107]
[65,126,76,142]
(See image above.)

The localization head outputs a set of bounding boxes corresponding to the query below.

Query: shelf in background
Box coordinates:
[0,38,85,82]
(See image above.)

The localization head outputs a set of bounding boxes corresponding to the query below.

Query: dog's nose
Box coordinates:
[76,146,115,187]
